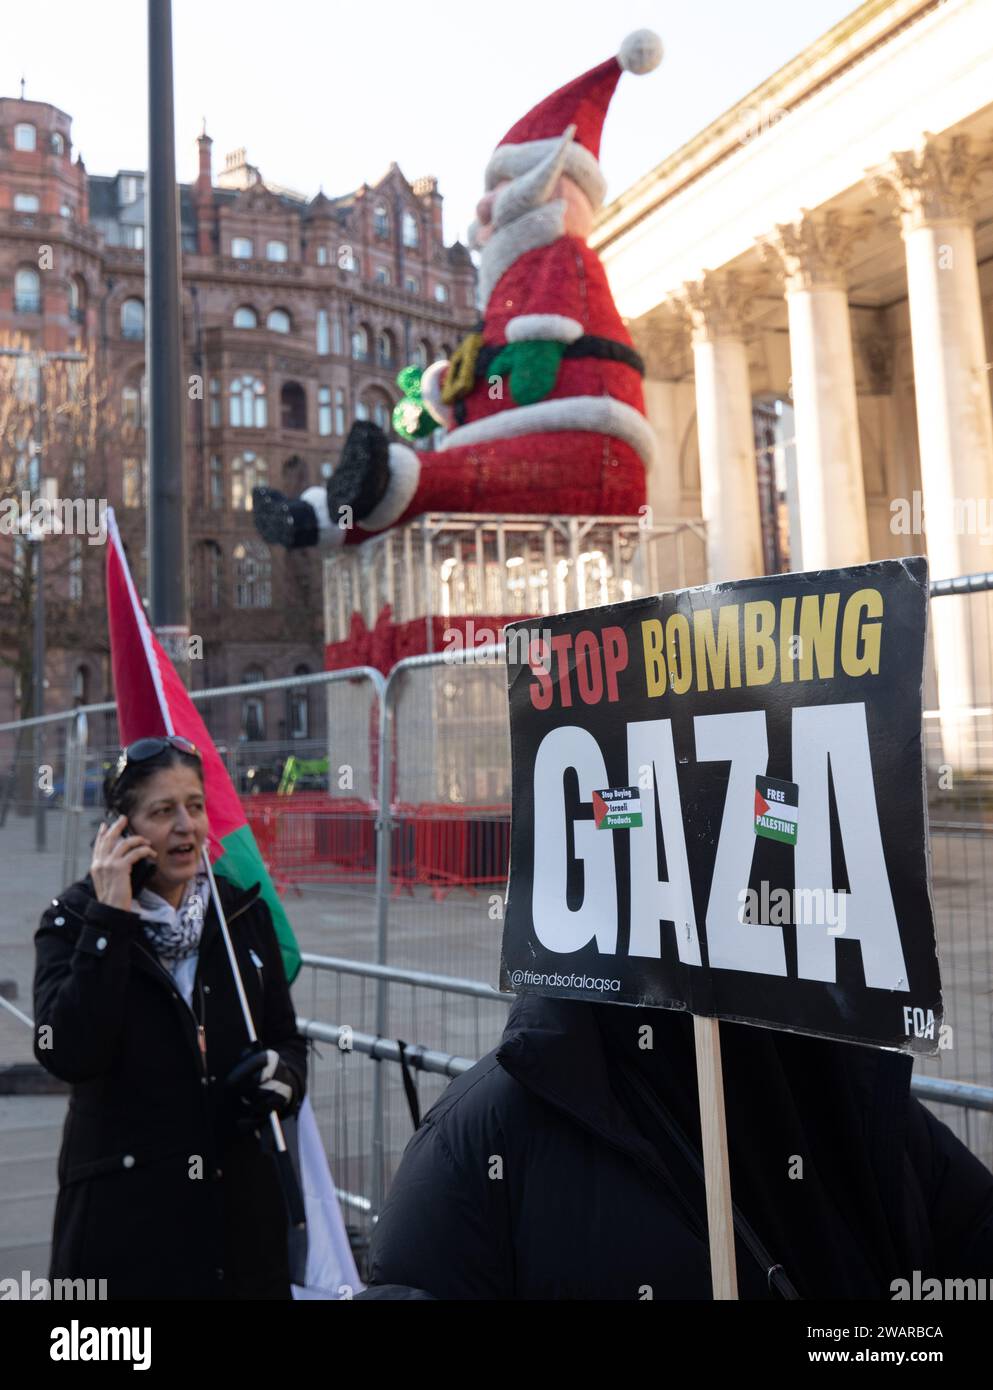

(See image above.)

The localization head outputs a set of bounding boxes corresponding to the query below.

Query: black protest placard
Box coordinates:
[500,557,943,1053]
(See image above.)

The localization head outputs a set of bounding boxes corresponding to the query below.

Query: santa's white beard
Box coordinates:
[474,199,567,308]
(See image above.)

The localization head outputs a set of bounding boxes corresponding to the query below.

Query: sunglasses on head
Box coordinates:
[110,734,201,800]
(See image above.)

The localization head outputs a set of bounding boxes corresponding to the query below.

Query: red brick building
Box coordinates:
[0,94,476,751]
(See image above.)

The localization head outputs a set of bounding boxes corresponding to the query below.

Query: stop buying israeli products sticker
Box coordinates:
[754,775,798,845]
[593,786,643,829]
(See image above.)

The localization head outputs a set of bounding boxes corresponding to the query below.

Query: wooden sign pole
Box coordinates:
[693,1015,738,1300]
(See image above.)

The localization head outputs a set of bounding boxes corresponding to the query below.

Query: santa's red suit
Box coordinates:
[395,236,652,523]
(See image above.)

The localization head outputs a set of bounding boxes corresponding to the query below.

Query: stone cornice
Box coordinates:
[592,0,940,254]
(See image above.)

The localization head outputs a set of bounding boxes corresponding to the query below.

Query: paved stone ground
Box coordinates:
[1,806,990,1280]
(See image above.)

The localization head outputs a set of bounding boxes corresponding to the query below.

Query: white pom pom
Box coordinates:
[618,29,663,75]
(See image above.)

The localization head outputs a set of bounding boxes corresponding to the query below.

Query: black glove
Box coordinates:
[225,1044,297,1132]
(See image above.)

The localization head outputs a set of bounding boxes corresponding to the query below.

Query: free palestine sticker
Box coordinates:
[593,786,643,830]
[754,775,799,845]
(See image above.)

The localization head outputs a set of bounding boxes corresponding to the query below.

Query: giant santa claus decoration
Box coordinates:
[253,29,663,551]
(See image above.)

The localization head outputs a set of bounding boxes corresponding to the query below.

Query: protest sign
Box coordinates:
[500,557,942,1055]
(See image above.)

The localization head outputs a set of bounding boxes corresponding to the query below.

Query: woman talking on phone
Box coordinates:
[32,734,307,1299]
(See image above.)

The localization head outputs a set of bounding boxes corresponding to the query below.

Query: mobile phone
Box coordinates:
[121,820,157,896]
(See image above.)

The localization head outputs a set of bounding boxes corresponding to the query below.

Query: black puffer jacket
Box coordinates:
[367,995,993,1300]
[33,872,307,1300]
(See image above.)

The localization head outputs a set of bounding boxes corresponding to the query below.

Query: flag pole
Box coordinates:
[200,846,305,1227]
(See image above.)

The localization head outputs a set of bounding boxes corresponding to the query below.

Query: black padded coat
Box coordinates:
[33,871,306,1300]
[367,994,993,1300]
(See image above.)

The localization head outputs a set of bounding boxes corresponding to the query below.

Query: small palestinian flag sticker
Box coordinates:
[593,787,643,830]
[754,776,799,846]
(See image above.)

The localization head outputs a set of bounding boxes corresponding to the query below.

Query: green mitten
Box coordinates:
[489,341,567,406]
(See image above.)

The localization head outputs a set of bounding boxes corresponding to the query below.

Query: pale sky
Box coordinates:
[4,0,860,245]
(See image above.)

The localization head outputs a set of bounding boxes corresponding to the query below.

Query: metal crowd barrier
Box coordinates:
[2,574,993,1232]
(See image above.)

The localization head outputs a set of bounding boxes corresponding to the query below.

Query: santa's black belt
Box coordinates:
[475,335,645,382]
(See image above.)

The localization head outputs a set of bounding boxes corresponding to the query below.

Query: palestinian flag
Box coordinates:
[104,507,301,980]
[754,775,799,847]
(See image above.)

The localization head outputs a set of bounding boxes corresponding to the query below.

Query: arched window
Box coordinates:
[331,316,343,355]
[51,132,65,155]
[433,283,448,303]
[282,454,306,490]
[280,381,307,431]
[335,388,346,435]
[413,338,433,368]
[316,309,330,355]
[440,342,453,360]
[230,452,268,509]
[233,305,257,329]
[72,664,89,705]
[209,454,224,508]
[355,400,369,421]
[241,666,266,741]
[351,324,369,361]
[68,276,85,323]
[14,267,40,313]
[361,391,393,432]
[233,542,272,608]
[402,211,419,248]
[315,244,328,266]
[374,265,391,286]
[121,298,144,340]
[289,665,311,738]
[229,375,267,429]
[231,236,253,259]
[122,371,147,429]
[318,386,332,436]
[123,456,146,508]
[197,540,223,609]
[376,330,395,367]
[373,204,389,239]
[266,240,288,262]
[14,123,36,151]
[68,539,83,602]
[267,308,291,334]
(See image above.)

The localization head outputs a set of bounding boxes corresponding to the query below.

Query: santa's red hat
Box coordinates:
[484,30,663,209]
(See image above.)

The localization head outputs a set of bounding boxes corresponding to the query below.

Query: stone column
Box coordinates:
[870,133,993,773]
[760,211,873,570]
[676,271,764,583]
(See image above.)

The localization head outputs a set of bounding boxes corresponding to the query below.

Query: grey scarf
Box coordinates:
[133,870,210,964]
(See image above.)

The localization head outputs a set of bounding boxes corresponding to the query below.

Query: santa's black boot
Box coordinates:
[252,486,321,549]
[324,421,423,534]
[325,421,392,523]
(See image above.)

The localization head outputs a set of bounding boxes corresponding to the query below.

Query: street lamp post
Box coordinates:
[146,0,190,670]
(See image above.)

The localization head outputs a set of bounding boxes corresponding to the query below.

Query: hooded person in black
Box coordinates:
[364,993,993,1300]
